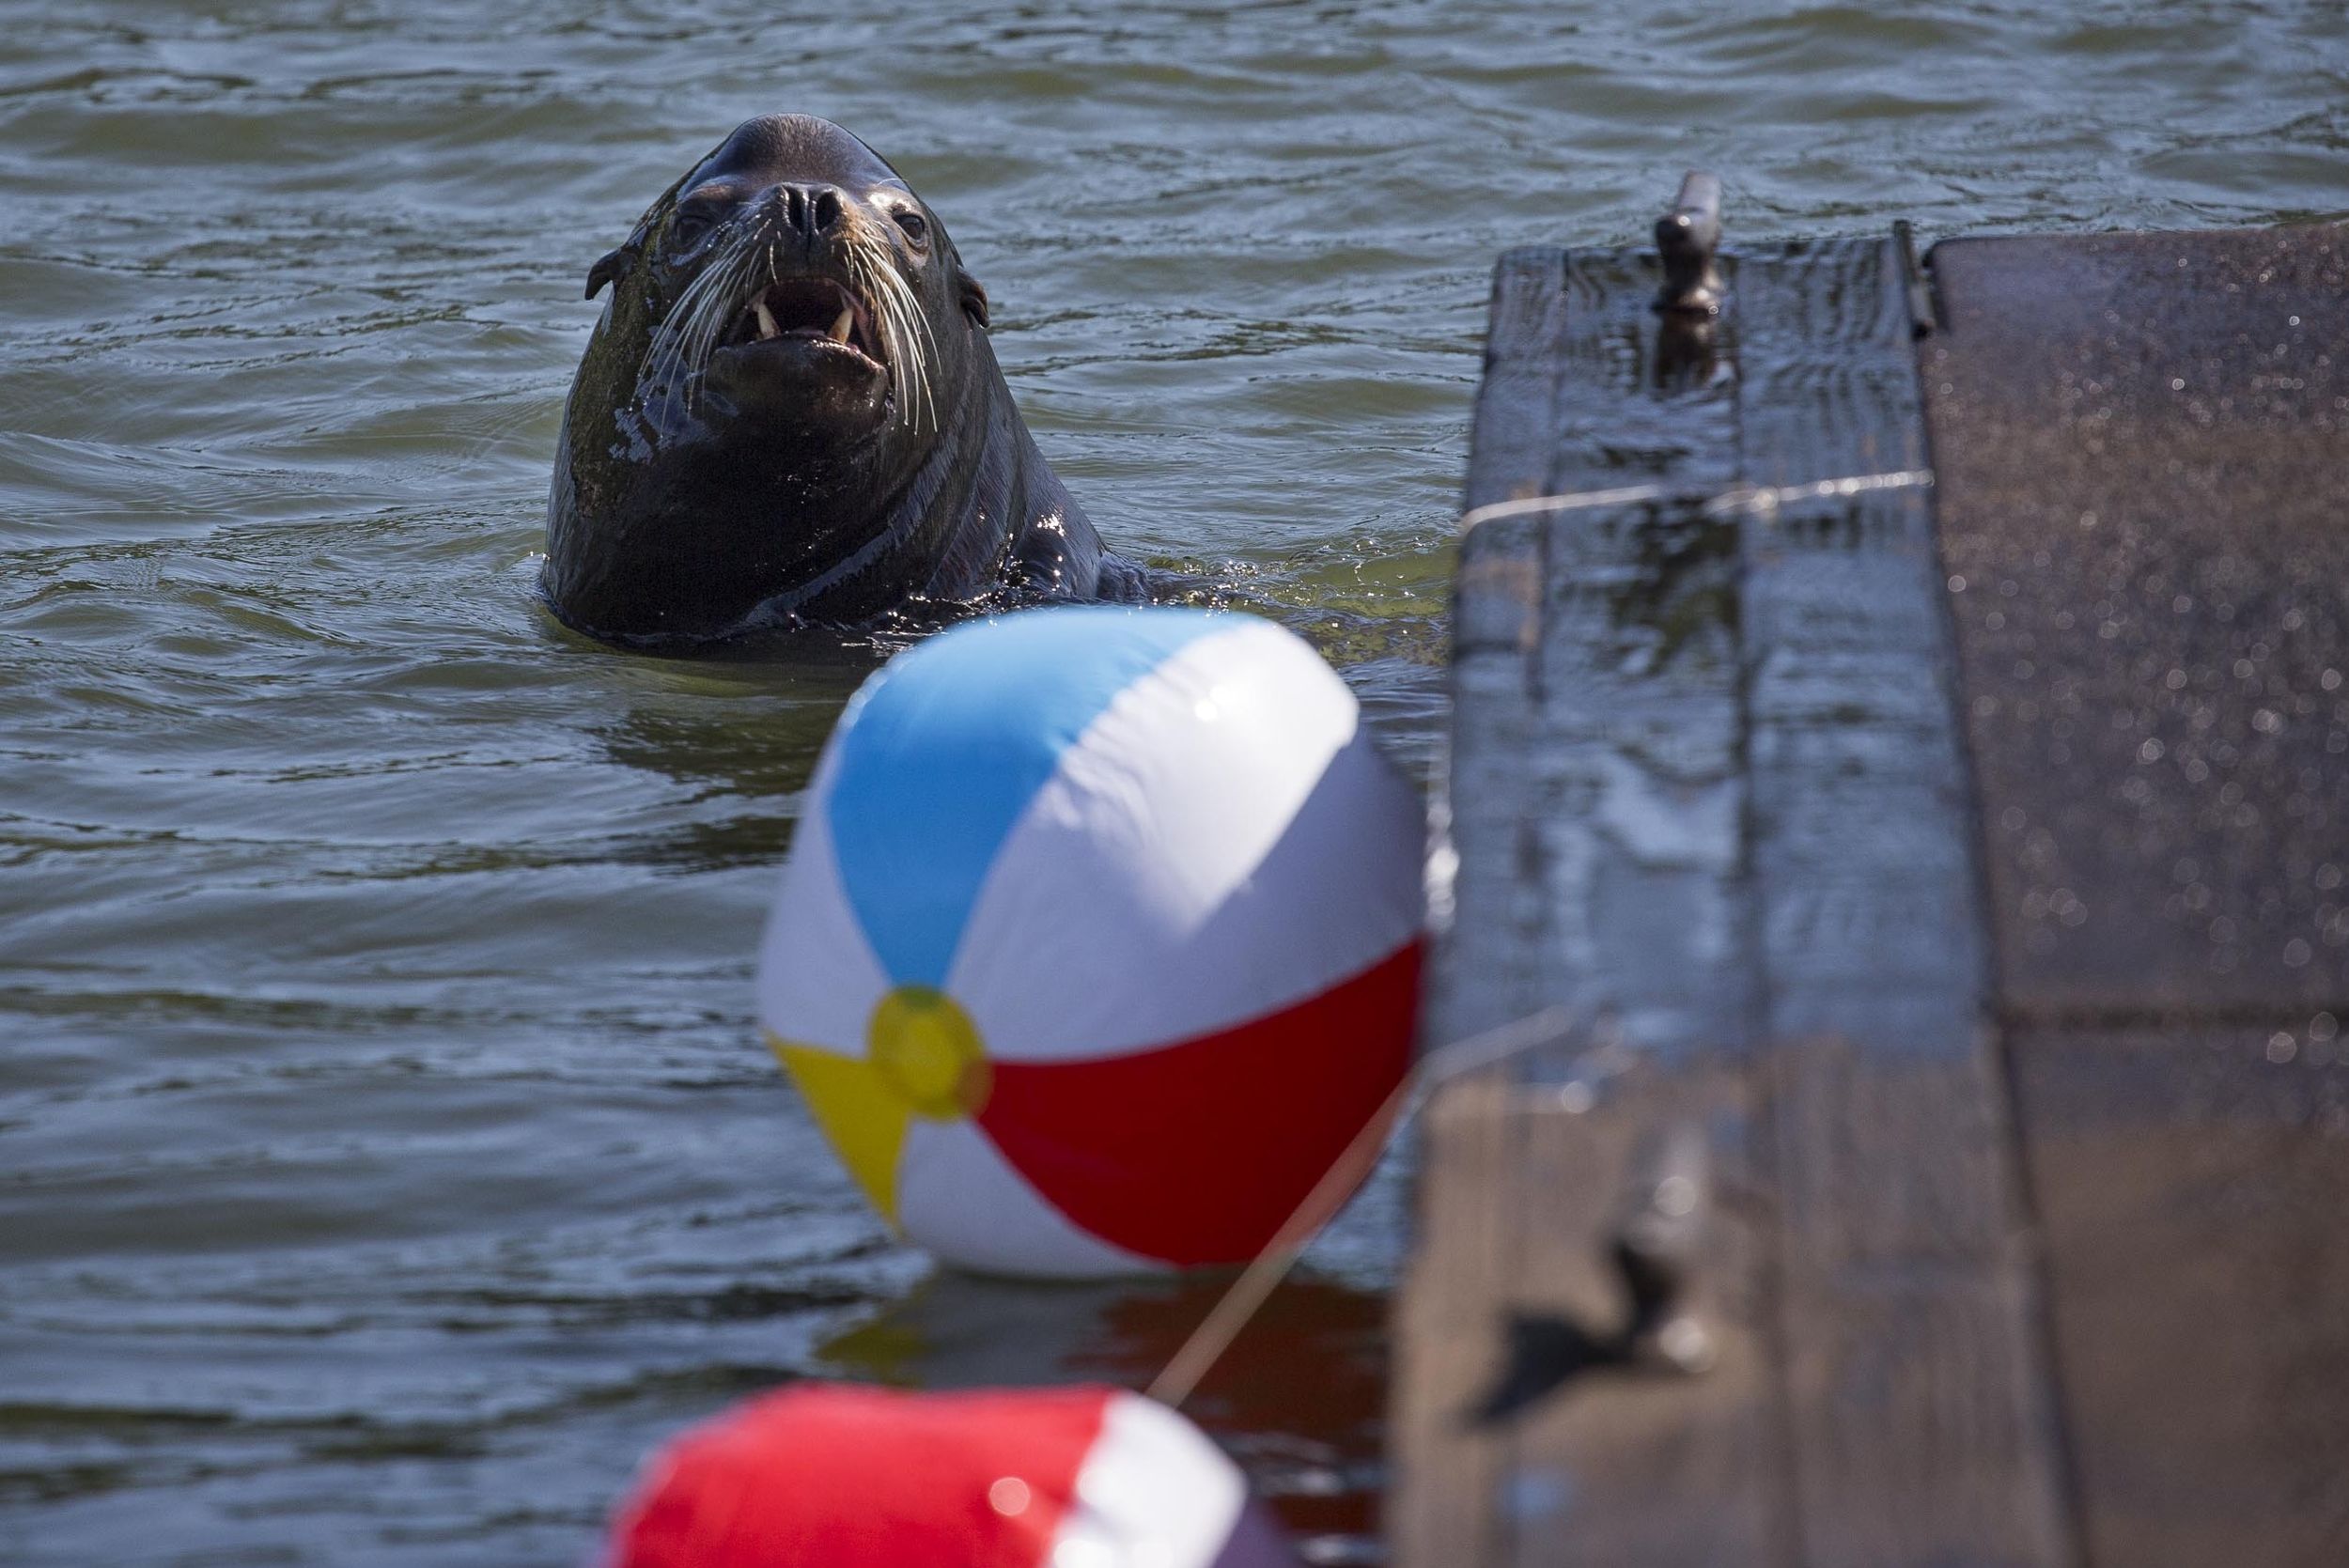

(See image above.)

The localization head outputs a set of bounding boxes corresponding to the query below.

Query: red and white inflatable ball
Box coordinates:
[758,606,1424,1277]
[606,1383,1303,1568]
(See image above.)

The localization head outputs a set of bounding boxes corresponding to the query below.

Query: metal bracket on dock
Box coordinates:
[1655,171,1726,318]
[1612,1123,1716,1374]
[1892,218,1938,337]
[1466,1110,1718,1425]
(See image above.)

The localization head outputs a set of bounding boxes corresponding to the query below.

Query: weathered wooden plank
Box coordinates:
[1401,224,2349,1566]
[1513,254,1747,1063]
[1737,238,2074,1568]
[1465,249,1574,514]
[1410,243,1770,1566]
[2011,1019,2349,1567]
[1424,206,2349,1568]
[1438,247,1746,1049]
[1454,250,1571,666]
[1440,250,1570,1046]
[1764,1044,2074,1568]
[1921,223,2349,1568]
[1922,225,2349,1015]
[1738,240,1971,1032]
[1504,1069,1784,1568]
[1389,1072,1521,1568]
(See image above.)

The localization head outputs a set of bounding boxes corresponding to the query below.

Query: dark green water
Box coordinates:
[1,3,2341,1562]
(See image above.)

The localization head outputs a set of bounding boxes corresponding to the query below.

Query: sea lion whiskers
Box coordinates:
[638,231,765,411]
[822,209,933,433]
[848,239,938,433]
[636,205,930,430]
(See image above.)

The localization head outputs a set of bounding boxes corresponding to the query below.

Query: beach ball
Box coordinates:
[756,606,1423,1278]
[606,1383,1303,1568]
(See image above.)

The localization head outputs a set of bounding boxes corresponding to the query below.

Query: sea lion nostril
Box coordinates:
[770,184,843,239]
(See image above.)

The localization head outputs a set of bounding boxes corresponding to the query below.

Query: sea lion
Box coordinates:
[543,115,1139,644]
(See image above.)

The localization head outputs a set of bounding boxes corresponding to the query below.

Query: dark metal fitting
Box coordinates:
[1611,1122,1717,1374]
[1656,170,1726,318]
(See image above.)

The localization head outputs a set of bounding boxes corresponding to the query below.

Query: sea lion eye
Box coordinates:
[893,209,929,247]
[672,210,714,248]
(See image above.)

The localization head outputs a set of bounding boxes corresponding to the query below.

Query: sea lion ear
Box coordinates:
[584,243,635,301]
[957,267,990,329]
[587,179,687,300]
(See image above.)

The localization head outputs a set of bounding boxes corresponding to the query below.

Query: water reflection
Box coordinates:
[582,639,876,868]
[819,1267,1388,1555]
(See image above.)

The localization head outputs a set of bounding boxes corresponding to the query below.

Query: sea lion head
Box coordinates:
[545,115,1003,642]
[586,113,988,458]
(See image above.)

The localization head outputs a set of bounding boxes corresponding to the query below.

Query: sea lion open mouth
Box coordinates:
[542,113,1143,644]
[633,185,921,441]
[721,276,883,366]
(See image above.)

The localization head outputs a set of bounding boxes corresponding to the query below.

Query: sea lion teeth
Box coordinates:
[754,299,780,340]
[828,308,853,344]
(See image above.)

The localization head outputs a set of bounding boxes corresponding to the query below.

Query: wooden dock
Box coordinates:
[1392,201,2348,1566]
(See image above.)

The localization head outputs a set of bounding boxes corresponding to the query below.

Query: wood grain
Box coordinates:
[1922,226,2349,1013]
[2012,1020,2349,1566]
[1389,1071,1519,1568]
[1504,1070,1784,1568]
[1739,241,2072,1568]
[1404,235,2079,1566]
